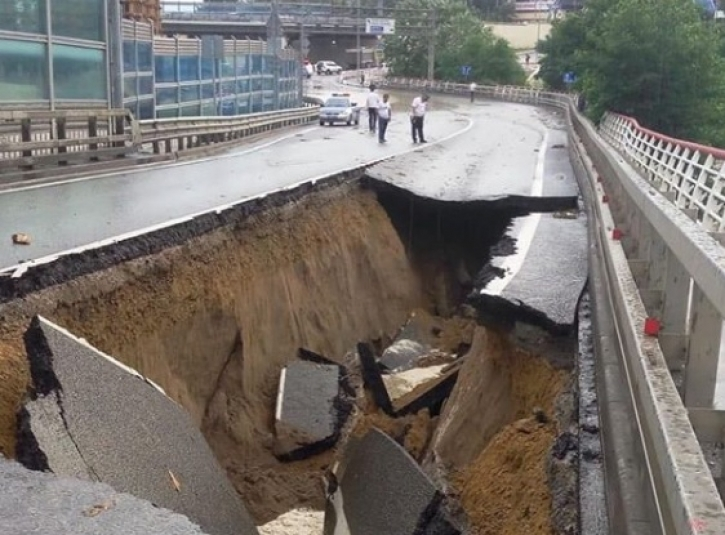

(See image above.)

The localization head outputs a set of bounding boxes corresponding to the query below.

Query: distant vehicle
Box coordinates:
[319,93,360,126]
[316,61,343,75]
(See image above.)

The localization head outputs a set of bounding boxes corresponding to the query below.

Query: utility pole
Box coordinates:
[356,0,362,72]
[427,8,436,82]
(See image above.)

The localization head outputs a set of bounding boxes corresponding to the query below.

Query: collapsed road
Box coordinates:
[0,92,601,534]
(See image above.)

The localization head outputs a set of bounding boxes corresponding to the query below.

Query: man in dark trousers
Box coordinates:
[409,93,429,143]
[377,93,392,144]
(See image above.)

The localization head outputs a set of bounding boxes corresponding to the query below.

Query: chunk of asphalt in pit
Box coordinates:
[357,342,394,415]
[323,428,460,535]
[17,315,259,535]
[388,359,465,417]
[379,314,433,373]
[0,457,210,534]
[274,361,351,461]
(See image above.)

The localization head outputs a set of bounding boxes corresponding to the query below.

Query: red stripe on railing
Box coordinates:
[611,112,725,159]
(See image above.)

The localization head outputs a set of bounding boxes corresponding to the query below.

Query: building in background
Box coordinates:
[0,0,302,118]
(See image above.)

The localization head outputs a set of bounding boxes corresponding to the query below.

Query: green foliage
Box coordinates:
[540,0,725,146]
[383,0,525,84]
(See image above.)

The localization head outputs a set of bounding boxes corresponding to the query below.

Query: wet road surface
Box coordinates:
[0,83,573,271]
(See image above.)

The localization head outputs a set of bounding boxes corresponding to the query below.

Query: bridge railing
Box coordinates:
[0,105,319,177]
[0,109,133,172]
[600,112,725,232]
[381,75,725,535]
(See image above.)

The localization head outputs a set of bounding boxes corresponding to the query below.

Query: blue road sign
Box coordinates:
[461,65,472,77]
[563,71,577,84]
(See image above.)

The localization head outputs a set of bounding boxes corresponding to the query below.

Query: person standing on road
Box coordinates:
[377,93,392,144]
[469,81,477,103]
[366,85,380,133]
[410,93,429,143]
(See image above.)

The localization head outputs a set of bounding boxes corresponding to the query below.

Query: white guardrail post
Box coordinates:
[379,75,725,534]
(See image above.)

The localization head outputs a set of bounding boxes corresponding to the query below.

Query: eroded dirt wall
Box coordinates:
[0,185,429,502]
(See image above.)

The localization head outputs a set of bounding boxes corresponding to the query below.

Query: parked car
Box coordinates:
[318,93,360,126]
[315,61,343,75]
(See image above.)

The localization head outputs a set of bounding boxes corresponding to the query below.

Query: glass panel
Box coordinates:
[155,55,176,83]
[236,78,249,94]
[221,80,234,96]
[138,98,154,120]
[124,101,137,118]
[220,57,234,78]
[180,84,199,103]
[138,75,153,96]
[53,44,106,100]
[201,102,216,116]
[51,0,104,42]
[251,54,262,75]
[220,98,235,116]
[123,41,135,72]
[263,77,274,91]
[251,77,263,91]
[123,75,136,99]
[180,104,201,117]
[178,55,198,82]
[0,0,46,33]
[201,57,213,80]
[235,55,247,75]
[157,107,178,118]
[155,86,177,105]
[201,82,214,99]
[0,39,47,100]
[137,41,152,72]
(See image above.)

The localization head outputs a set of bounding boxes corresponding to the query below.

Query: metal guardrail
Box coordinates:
[382,76,725,535]
[136,106,319,155]
[0,109,132,171]
[0,106,320,176]
[600,112,725,232]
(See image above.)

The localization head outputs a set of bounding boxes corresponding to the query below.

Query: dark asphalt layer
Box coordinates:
[275,361,340,455]
[20,316,258,535]
[0,458,210,535]
[329,428,458,535]
[1,94,572,270]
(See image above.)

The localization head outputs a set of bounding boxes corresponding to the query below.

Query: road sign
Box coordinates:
[365,18,395,35]
[563,71,577,84]
[461,65,472,77]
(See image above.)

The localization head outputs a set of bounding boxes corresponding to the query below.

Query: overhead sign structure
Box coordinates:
[461,65,472,77]
[365,18,395,35]
[563,71,577,85]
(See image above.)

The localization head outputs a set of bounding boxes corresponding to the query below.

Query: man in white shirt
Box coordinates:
[409,93,429,143]
[469,81,477,103]
[377,93,392,144]
[365,85,380,133]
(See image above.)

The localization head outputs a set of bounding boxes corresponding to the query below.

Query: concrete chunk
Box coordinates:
[17,316,258,535]
[0,457,210,535]
[325,428,459,535]
[275,361,345,459]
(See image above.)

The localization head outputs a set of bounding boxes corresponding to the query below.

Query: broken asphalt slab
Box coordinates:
[0,457,210,535]
[472,212,588,335]
[16,316,258,535]
[324,428,460,535]
[275,361,351,461]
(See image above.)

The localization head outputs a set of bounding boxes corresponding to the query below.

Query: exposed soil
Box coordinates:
[431,327,570,535]
[0,176,576,533]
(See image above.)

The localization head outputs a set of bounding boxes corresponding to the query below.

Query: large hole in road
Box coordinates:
[0,174,580,534]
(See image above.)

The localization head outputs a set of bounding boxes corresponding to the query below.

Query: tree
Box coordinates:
[383,0,525,84]
[538,0,725,146]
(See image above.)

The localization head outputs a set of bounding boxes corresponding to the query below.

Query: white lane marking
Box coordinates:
[0,127,320,195]
[482,132,548,296]
[0,116,474,276]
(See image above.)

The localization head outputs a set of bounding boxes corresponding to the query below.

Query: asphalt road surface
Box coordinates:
[0,78,571,271]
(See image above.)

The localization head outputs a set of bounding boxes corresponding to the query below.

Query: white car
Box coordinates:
[316,61,343,75]
[318,94,361,126]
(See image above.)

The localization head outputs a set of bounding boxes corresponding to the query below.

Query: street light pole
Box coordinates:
[356,0,362,72]
[427,8,436,82]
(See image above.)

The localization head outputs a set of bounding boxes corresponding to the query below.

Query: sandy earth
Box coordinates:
[258,508,324,535]
[0,180,573,534]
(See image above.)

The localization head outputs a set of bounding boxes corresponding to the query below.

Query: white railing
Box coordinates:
[600,112,725,232]
[380,75,725,535]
